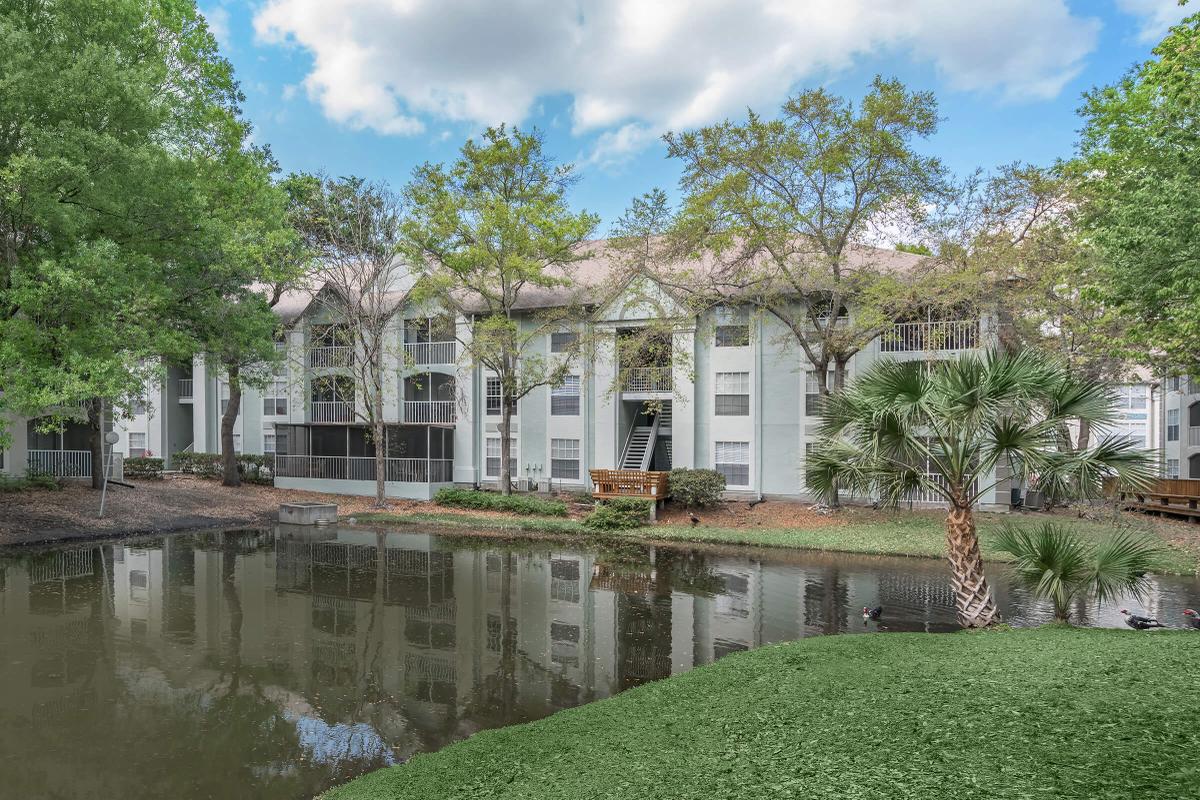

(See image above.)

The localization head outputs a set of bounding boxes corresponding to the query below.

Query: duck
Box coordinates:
[689,513,701,527]
[1121,609,1165,630]
[1184,609,1200,630]
[862,605,883,623]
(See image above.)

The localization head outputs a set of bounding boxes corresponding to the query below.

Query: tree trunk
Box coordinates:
[372,401,387,508]
[87,397,104,490]
[1075,418,1091,452]
[221,364,242,487]
[945,504,998,627]
[499,399,514,496]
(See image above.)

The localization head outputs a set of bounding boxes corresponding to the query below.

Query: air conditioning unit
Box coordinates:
[514,478,531,492]
[537,479,552,493]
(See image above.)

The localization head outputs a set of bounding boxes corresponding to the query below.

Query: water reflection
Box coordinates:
[0,526,1196,800]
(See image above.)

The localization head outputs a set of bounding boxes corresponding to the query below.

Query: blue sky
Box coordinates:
[204,0,1191,229]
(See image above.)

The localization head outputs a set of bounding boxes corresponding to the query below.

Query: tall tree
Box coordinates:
[0,0,251,483]
[1074,11,1200,377]
[401,126,598,495]
[660,77,950,396]
[807,351,1155,627]
[297,175,409,507]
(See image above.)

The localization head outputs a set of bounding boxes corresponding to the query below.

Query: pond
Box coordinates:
[0,526,1196,799]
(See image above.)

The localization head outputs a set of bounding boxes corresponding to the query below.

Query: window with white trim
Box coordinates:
[263,425,277,454]
[1166,459,1180,479]
[1167,408,1180,442]
[715,372,750,416]
[714,307,749,347]
[128,432,147,458]
[263,379,288,416]
[486,437,516,477]
[551,438,580,479]
[805,370,835,416]
[714,441,749,486]
[550,332,578,353]
[486,377,502,415]
[551,376,580,415]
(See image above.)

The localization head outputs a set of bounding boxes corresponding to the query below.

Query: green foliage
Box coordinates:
[807,350,1157,508]
[993,522,1162,622]
[434,487,569,517]
[668,468,726,508]
[1075,13,1200,375]
[583,498,652,530]
[0,470,62,492]
[326,627,1200,800]
[123,457,164,480]
[172,452,274,484]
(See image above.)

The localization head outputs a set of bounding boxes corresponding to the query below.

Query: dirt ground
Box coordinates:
[656,498,848,529]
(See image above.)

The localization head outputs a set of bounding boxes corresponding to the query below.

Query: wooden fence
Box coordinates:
[1110,478,1200,521]
[589,469,670,500]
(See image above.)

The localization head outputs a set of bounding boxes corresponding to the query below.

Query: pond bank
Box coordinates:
[346,506,1200,574]
[323,626,1200,800]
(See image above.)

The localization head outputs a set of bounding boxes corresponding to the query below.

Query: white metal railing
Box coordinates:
[311,400,354,423]
[309,346,354,368]
[405,341,456,365]
[1190,427,1200,447]
[621,366,672,392]
[404,400,456,424]
[178,379,193,399]
[880,320,980,352]
[29,549,95,584]
[274,454,454,483]
[28,449,91,477]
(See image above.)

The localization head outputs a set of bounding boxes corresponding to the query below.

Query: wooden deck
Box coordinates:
[1112,478,1200,522]
[589,469,670,500]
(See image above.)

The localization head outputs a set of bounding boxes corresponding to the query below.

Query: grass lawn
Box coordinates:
[347,507,1199,574]
[325,626,1200,800]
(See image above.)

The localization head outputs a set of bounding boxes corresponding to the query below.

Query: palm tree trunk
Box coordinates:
[945,505,998,627]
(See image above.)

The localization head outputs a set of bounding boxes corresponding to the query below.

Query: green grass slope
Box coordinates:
[325,627,1200,800]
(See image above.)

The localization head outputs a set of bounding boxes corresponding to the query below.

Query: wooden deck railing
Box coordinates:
[1110,477,1200,521]
[589,469,670,500]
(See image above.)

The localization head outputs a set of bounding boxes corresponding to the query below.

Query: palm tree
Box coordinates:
[993,522,1160,623]
[806,350,1155,627]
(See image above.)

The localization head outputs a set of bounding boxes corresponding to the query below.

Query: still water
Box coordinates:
[0,526,1196,799]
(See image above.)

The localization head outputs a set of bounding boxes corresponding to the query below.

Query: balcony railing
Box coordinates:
[405,341,456,365]
[880,320,980,352]
[178,379,193,399]
[620,367,672,392]
[309,346,354,368]
[1190,426,1200,447]
[311,400,354,423]
[28,449,91,477]
[404,400,456,424]
[275,455,454,483]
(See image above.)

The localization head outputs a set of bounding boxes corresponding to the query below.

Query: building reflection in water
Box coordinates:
[0,526,1196,800]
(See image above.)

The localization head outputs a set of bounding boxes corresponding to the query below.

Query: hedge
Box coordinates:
[124,457,164,479]
[583,497,652,530]
[434,487,569,517]
[172,452,275,484]
[668,468,726,508]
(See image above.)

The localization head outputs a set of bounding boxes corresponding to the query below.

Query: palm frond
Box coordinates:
[1043,371,1118,428]
[1089,531,1161,607]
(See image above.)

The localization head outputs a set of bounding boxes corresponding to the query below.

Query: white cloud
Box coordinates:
[253,0,1101,154]
[1115,0,1192,43]
[201,5,231,52]
[281,83,299,102]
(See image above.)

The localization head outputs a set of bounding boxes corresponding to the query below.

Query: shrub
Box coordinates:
[669,468,726,508]
[0,470,63,492]
[584,498,652,530]
[435,487,569,517]
[172,452,275,484]
[124,457,164,479]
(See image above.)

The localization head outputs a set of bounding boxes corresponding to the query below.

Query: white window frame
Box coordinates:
[550,331,579,353]
[1166,458,1180,479]
[263,425,277,454]
[550,438,581,480]
[263,379,288,417]
[486,376,502,416]
[1167,408,1180,442]
[128,432,147,458]
[714,441,750,487]
[485,437,517,478]
[714,372,750,416]
[551,375,581,416]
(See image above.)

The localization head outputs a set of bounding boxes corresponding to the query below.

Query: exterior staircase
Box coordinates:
[619,403,672,470]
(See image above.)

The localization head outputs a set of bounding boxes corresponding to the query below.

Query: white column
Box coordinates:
[672,327,696,468]
[593,327,618,469]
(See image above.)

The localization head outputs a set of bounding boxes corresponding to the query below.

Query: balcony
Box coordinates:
[275,454,454,483]
[309,346,354,369]
[178,378,193,401]
[311,400,354,423]
[404,400,456,424]
[405,341,456,366]
[620,367,672,393]
[28,449,92,477]
[880,320,979,352]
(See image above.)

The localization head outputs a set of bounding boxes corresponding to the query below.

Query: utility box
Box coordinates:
[278,502,338,526]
